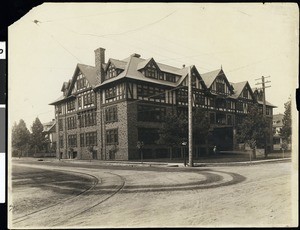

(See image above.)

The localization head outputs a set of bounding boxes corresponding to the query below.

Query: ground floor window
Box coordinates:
[68,134,77,147]
[59,135,64,148]
[86,131,97,146]
[106,129,118,145]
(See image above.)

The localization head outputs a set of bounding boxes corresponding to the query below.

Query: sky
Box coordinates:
[8,3,299,130]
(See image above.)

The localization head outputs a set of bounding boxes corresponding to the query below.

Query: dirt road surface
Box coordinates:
[9,159,297,228]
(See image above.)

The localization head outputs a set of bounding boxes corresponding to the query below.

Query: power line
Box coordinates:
[32,21,82,63]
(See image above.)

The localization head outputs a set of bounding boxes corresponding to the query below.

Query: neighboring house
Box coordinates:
[50,47,276,160]
[42,119,57,156]
[273,113,284,150]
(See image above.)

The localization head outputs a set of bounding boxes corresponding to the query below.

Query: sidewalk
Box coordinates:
[55,155,291,168]
[17,151,292,168]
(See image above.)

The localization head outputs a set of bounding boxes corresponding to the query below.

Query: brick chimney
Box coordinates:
[94,47,105,84]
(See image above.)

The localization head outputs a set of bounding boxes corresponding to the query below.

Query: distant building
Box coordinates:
[50,47,275,160]
[42,119,57,156]
[272,113,284,150]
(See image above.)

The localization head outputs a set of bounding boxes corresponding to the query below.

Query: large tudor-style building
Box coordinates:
[50,47,275,160]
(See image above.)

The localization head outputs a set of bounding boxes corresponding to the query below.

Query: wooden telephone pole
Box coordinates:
[255,76,271,157]
[188,66,193,167]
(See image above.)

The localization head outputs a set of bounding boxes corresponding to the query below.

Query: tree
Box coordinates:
[236,104,269,159]
[157,113,187,159]
[158,108,211,159]
[280,99,291,145]
[192,108,211,155]
[30,117,46,154]
[12,119,31,157]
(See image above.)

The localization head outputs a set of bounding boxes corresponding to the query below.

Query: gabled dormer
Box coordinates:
[231,81,256,101]
[179,65,207,90]
[240,82,255,101]
[137,58,161,79]
[71,71,92,94]
[61,81,70,96]
[65,64,97,97]
[202,69,234,95]
[104,59,126,81]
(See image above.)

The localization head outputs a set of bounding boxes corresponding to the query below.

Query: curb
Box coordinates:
[54,158,291,168]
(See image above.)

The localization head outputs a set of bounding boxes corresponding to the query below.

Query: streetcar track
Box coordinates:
[52,172,126,227]
[12,169,100,224]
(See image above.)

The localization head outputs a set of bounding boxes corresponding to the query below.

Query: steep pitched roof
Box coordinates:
[105,58,127,71]
[273,114,284,127]
[257,100,277,108]
[43,120,56,133]
[49,95,65,105]
[77,64,97,87]
[201,69,222,88]
[231,81,247,97]
[98,56,186,87]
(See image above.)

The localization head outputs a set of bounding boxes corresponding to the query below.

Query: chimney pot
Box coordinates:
[131,53,141,58]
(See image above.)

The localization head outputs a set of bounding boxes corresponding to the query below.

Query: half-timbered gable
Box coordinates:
[137,58,161,79]
[201,69,234,96]
[104,59,126,81]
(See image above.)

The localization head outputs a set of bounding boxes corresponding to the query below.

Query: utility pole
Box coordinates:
[188,66,193,167]
[255,76,271,157]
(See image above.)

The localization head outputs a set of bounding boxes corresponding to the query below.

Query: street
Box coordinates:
[9,158,296,228]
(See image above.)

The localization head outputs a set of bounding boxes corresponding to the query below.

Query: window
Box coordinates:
[137,105,165,122]
[83,92,94,106]
[145,64,158,79]
[105,106,118,122]
[106,129,118,145]
[79,110,97,127]
[67,100,75,111]
[166,73,176,83]
[209,98,215,107]
[58,119,63,131]
[226,101,233,110]
[194,93,205,106]
[216,113,226,125]
[106,64,117,79]
[216,82,225,94]
[76,77,86,90]
[177,89,188,104]
[86,132,97,146]
[216,98,226,109]
[78,97,82,109]
[57,105,62,114]
[59,135,64,148]
[243,89,248,98]
[67,116,77,130]
[105,86,117,99]
[137,84,165,101]
[68,134,77,147]
[236,101,243,112]
[80,133,85,147]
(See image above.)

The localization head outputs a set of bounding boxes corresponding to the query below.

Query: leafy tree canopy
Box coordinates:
[280,99,291,142]
[12,119,30,151]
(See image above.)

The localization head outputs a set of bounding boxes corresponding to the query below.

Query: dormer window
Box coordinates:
[145,64,158,79]
[243,89,248,98]
[106,64,117,80]
[77,77,86,90]
[166,73,176,83]
[216,82,225,93]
